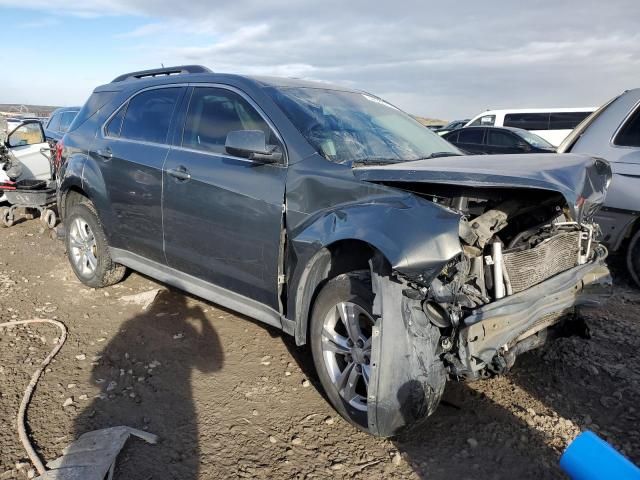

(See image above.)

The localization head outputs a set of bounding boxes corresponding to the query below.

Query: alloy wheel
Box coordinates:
[321,301,374,411]
[69,217,98,277]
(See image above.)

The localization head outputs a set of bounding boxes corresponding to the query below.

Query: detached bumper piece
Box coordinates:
[458,246,611,378]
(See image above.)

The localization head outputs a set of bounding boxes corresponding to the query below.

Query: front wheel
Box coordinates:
[310,272,377,431]
[65,201,126,288]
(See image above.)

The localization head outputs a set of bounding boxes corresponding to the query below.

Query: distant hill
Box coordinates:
[0,104,59,117]
[414,116,448,127]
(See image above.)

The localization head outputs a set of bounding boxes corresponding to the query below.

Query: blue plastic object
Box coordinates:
[560,431,640,480]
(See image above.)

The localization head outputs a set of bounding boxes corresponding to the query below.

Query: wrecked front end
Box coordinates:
[356,154,613,436]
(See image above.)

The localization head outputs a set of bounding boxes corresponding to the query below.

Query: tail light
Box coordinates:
[54,140,64,171]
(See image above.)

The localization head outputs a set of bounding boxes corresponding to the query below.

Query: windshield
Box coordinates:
[513,129,554,149]
[266,87,461,164]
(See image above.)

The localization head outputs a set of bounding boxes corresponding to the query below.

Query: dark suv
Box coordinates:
[57,65,612,437]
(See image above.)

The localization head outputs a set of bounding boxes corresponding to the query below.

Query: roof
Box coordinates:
[50,106,81,115]
[95,65,359,94]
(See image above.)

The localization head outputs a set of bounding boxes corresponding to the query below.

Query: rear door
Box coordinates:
[456,127,486,154]
[89,85,186,264]
[162,85,287,309]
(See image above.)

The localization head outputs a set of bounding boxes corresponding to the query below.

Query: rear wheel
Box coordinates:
[310,272,375,431]
[627,229,640,288]
[65,201,126,288]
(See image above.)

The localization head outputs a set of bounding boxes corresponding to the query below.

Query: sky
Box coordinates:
[0,0,639,120]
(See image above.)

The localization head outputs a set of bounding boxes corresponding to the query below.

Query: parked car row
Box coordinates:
[465,108,595,146]
[2,66,629,437]
[443,126,556,155]
[429,108,595,148]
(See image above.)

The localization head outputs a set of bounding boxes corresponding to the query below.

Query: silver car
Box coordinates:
[558,89,640,286]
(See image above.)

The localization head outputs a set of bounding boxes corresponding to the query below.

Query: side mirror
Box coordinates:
[225,130,283,164]
[6,120,45,148]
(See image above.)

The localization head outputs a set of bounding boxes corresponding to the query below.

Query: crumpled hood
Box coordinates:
[353,153,612,223]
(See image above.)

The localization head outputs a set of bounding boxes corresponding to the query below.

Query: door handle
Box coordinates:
[94,148,113,160]
[167,166,191,181]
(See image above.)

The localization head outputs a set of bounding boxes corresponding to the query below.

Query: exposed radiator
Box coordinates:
[503,231,581,293]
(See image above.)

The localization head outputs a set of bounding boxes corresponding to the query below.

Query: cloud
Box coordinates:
[18,17,59,28]
[115,22,166,38]
[1,0,639,118]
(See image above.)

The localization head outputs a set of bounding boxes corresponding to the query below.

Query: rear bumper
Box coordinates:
[458,245,611,374]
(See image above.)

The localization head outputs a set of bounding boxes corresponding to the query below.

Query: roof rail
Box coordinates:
[111,65,212,83]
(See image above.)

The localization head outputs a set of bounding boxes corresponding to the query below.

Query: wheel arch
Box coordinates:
[60,185,90,221]
[291,238,391,346]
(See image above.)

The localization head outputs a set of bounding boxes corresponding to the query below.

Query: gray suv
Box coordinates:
[57,65,612,436]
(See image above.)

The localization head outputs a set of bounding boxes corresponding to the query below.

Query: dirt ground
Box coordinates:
[0,218,639,479]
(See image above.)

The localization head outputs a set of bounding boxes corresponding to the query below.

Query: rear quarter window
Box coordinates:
[68,91,118,132]
[614,105,640,147]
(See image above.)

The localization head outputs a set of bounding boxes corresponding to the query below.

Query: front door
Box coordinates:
[163,86,287,309]
[5,121,51,180]
[89,86,185,263]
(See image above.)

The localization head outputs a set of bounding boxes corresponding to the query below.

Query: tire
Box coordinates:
[0,206,13,228]
[42,209,57,229]
[627,228,640,288]
[65,201,126,288]
[310,272,375,432]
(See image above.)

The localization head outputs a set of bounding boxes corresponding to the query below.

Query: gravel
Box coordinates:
[0,219,638,479]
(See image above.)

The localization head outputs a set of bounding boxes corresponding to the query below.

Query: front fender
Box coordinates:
[287,194,462,344]
[291,194,462,280]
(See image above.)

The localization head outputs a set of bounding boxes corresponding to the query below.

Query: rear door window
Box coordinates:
[549,112,591,130]
[488,129,518,146]
[182,86,281,155]
[119,87,182,144]
[614,106,640,147]
[504,113,550,130]
[458,128,484,144]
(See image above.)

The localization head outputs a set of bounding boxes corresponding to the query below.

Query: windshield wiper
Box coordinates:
[351,152,462,167]
[416,152,463,160]
[351,157,403,167]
